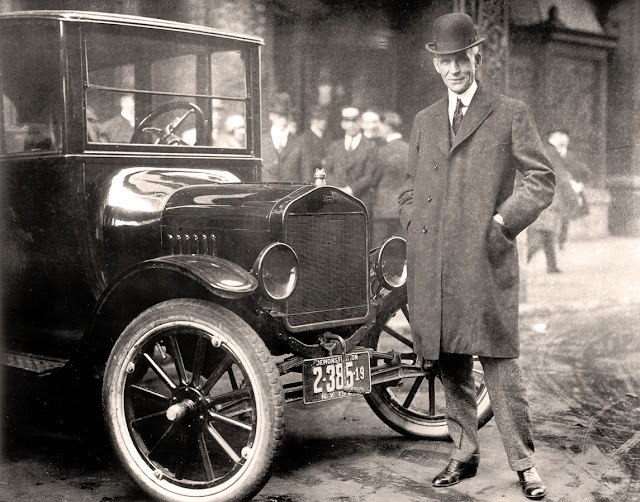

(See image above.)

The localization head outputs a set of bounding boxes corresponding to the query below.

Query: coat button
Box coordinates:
[434,163,438,170]
[422,225,428,234]
[427,195,433,203]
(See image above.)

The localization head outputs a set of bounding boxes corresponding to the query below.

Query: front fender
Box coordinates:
[74,255,258,369]
[135,255,258,299]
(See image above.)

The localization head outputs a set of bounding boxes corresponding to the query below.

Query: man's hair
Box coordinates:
[381,111,402,132]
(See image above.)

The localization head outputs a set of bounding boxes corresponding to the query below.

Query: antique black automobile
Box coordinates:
[1,11,492,502]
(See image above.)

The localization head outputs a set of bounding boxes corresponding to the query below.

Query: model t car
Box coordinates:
[1,10,492,502]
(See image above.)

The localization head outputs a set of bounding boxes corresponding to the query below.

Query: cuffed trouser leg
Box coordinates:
[479,356,536,471]
[439,353,479,462]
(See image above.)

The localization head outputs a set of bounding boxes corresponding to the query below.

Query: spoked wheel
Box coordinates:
[365,288,492,439]
[103,299,283,502]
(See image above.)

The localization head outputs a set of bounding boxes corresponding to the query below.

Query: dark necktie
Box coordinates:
[452,98,464,136]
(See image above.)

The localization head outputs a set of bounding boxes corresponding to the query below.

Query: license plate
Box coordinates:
[302,352,371,404]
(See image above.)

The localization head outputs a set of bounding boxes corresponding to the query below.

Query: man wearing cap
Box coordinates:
[398,12,555,500]
[323,106,378,212]
[299,104,330,179]
[262,92,303,182]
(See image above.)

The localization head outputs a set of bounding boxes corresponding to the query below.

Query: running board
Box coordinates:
[3,350,67,375]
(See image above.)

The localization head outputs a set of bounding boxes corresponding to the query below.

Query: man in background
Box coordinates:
[546,128,589,249]
[371,111,408,245]
[323,106,378,212]
[300,105,329,181]
[262,92,303,182]
[101,94,135,143]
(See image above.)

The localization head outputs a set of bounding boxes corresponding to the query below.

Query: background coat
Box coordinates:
[529,144,580,233]
[323,135,378,211]
[262,133,303,182]
[373,135,410,220]
[398,86,555,360]
[299,129,329,182]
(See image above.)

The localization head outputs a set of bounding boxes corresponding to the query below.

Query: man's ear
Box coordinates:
[432,57,440,71]
[475,53,482,66]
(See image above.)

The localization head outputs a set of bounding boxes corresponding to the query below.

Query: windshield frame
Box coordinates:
[80,22,259,156]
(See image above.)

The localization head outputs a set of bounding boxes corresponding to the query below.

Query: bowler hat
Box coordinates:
[270,92,292,116]
[426,13,485,55]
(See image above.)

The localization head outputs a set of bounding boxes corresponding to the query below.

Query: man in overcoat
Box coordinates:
[372,111,408,245]
[323,106,378,212]
[299,105,330,181]
[398,13,555,499]
[262,92,304,182]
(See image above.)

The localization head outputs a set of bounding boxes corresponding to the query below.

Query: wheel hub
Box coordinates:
[167,386,206,422]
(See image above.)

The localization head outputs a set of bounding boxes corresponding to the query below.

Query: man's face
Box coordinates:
[310,118,327,132]
[361,111,381,139]
[269,112,289,131]
[433,50,478,94]
[341,117,361,137]
[548,132,569,158]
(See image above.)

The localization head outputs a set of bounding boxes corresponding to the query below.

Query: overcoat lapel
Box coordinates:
[450,86,493,153]
[433,98,450,157]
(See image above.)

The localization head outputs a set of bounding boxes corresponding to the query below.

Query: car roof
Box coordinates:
[0,10,264,45]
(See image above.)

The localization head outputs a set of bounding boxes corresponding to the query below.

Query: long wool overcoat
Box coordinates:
[398,85,556,360]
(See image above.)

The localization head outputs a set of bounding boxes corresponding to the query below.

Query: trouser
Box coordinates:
[527,228,558,271]
[558,219,569,249]
[440,353,536,471]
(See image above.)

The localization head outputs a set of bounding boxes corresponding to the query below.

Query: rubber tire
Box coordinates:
[103,299,284,502]
[364,288,493,439]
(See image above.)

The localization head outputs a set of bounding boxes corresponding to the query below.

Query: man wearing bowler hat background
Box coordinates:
[262,92,304,182]
[398,12,556,499]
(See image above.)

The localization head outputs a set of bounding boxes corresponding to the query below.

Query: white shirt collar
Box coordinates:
[386,132,402,143]
[271,125,288,148]
[121,109,135,128]
[345,132,362,151]
[448,80,478,124]
[310,124,324,138]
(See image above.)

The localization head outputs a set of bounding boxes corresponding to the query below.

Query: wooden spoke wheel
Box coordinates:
[365,289,493,439]
[103,299,283,502]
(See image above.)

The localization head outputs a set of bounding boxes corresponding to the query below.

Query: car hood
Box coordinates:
[104,167,304,226]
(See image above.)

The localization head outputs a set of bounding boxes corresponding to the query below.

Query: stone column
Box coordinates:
[455,0,509,92]
[606,0,640,236]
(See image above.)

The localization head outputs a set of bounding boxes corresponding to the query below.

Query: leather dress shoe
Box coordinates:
[518,467,547,499]
[432,456,479,487]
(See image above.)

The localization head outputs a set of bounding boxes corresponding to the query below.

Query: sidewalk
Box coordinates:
[520,236,640,316]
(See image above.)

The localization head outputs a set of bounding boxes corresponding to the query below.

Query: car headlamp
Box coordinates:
[374,236,407,289]
[253,243,299,301]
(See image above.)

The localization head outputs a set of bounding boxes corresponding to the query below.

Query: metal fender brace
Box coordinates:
[321,333,353,391]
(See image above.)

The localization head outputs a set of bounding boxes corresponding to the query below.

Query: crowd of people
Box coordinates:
[261,92,409,246]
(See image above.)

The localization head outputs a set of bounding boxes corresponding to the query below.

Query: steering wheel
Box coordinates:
[130,101,207,146]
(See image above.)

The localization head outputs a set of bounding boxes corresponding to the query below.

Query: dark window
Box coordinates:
[0,20,63,153]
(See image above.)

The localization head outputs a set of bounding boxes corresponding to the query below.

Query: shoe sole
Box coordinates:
[521,483,547,500]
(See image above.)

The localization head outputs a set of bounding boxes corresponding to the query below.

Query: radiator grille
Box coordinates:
[284,212,369,328]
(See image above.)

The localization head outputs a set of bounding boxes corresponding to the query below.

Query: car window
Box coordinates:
[84,25,250,149]
[0,20,63,154]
